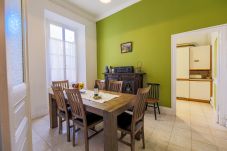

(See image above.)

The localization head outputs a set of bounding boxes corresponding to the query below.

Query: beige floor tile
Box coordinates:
[172,127,191,138]
[32,100,227,151]
[169,133,191,149]
[167,144,191,151]
[191,131,215,145]
[191,124,212,135]
[192,140,218,151]
[215,137,227,150]
[211,129,227,139]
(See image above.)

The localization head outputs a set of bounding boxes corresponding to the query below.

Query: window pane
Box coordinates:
[66,69,76,82]
[50,24,62,40]
[49,39,63,55]
[65,29,75,42]
[65,42,75,56]
[47,23,77,84]
[51,69,64,81]
[7,2,24,86]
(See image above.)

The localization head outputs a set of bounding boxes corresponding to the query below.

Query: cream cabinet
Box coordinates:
[190,46,211,70]
[176,47,190,79]
[189,81,211,101]
[176,81,190,98]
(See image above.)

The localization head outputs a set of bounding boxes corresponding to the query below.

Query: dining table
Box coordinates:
[49,89,137,151]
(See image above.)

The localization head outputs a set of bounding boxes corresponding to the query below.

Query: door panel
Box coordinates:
[190,46,211,70]
[176,81,189,98]
[176,47,189,79]
[190,81,210,100]
[4,0,31,150]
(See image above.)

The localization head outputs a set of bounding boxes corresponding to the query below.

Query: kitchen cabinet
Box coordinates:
[190,81,211,101]
[190,45,211,70]
[176,47,190,79]
[176,80,189,98]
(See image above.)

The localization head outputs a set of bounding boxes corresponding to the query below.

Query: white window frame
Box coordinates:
[46,20,78,86]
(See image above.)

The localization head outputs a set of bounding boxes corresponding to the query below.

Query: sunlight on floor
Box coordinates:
[32,100,227,151]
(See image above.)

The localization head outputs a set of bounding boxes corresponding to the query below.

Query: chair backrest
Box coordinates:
[108,80,123,93]
[95,80,105,90]
[147,83,160,99]
[52,80,69,90]
[52,86,67,112]
[65,89,86,124]
[132,86,150,124]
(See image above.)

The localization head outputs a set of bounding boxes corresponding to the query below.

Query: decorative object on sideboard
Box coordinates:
[114,66,134,73]
[135,61,142,73]
[121,42,132,53]
[109,66,113,73]
[105,66,109,73]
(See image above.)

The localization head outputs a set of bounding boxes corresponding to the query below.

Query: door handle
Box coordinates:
[194,59,199,62]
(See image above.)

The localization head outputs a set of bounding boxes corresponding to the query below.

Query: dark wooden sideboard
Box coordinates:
[104,73,145,94]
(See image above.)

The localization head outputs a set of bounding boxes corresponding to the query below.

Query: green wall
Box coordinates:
[96,0,227,107]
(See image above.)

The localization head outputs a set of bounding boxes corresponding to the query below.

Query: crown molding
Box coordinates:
[49,0,96,22]
[96,0,141,21]
[49,0,141,22]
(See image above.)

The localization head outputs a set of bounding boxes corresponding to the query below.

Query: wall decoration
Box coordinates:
[121,42,132,53]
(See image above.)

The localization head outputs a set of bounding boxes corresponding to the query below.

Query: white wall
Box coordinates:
[176,32,210,46]
[27,0,97,119]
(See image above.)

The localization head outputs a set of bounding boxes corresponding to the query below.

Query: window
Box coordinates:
[47,23,76,84]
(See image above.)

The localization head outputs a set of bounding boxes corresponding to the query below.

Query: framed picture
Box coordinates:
[121,42,132,53]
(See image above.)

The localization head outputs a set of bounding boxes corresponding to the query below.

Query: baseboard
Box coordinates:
[31,108,48,120]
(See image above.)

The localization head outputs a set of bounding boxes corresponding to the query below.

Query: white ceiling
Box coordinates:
[66,0,140,21]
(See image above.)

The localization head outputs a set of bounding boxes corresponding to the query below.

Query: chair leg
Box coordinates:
[145,103,148,110]
[142,127,145,149]
[153,103,157,120]
[58,116,62,134]
[84,128,89,151]
[66,118,70,142]
[157,102,160,114]
[131,133,135,151]
[72,122,75,147]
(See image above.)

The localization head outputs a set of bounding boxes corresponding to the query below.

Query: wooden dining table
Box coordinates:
[49,90,137,151]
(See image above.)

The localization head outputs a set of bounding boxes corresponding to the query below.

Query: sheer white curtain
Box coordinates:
[217,25,227,127]
[47,23,77,85]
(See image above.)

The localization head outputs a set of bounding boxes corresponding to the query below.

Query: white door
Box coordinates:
[176,47,189,79]
[1,0,32,150]
[190,45,211,70]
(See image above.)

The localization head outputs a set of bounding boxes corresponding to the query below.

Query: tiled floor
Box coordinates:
[32,100,227,151]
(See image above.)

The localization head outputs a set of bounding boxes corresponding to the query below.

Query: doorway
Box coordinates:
[171,24,227,128]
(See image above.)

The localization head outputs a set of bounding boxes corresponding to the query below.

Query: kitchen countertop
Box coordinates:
[177,78,213,82]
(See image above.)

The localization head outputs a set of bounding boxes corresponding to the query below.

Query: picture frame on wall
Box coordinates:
[121,42,132,53]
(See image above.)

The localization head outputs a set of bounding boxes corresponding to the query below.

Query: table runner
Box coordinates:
[81,90,119,103]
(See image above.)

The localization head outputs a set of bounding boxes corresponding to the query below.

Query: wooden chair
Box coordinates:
[95,79,105,90]
[65,89,103,151]
[145,83,160,120]
[108,80,123,93]
[117,86,150,151]
[52,80,69,90]
[52,86,72,142]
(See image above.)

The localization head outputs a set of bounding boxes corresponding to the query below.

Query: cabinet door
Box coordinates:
[176,81,189,98]
[176,47,189,79]
[190,46,211,70]
[190,81,210,100]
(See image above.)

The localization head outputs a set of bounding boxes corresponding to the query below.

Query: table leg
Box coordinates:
[49,94,58,128]
[103,111,118,151]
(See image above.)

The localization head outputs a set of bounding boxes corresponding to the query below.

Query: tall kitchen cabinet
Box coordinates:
[176,47,190,99]
[189,45,212,102]
[176,45,212,102]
